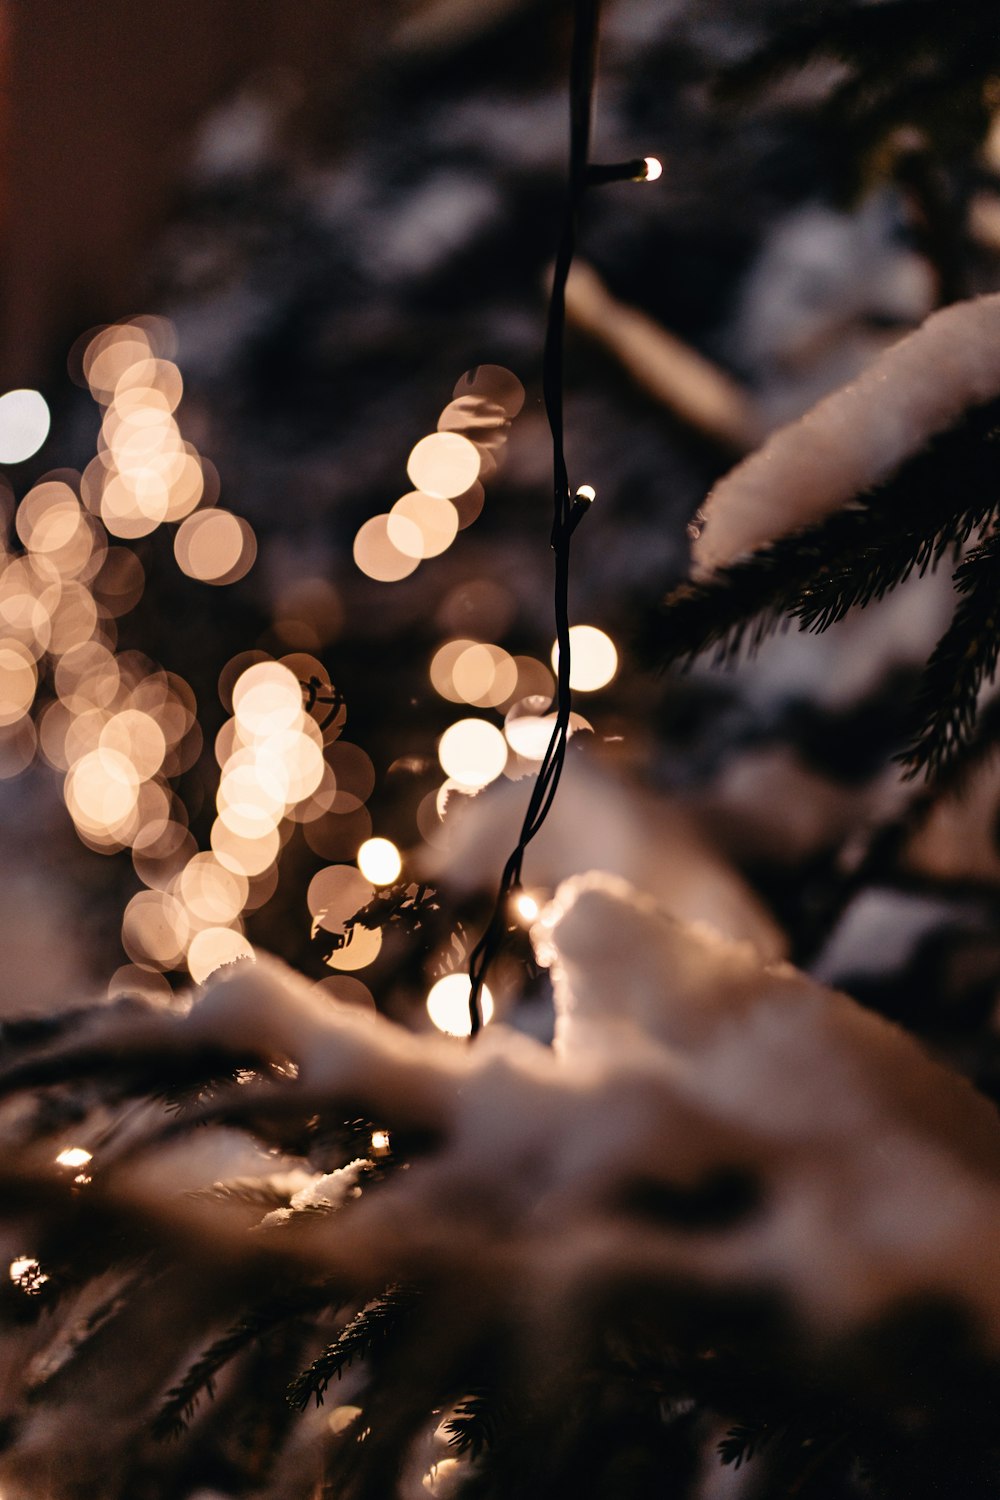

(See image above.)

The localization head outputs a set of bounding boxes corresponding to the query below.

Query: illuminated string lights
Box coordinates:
[426,973,494,1037]
[54,1147,92,1169]
[463,0,656,1034]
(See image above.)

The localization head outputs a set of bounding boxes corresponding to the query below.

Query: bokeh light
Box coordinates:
[187,927,255,985]
[0,390,50,463]
[308,864,374,934]
[551,624,618,691]
[314,974,376,1010]
[437,718,507,787]
[175,510,256,583]
[388,491,458,558]
[325,924,382,971]
[452,365,526,418]
[357,837,402,885]
[426,973,495,1036]
[353,514,421,581]
[406,432,481,499]
[0,640,37,726]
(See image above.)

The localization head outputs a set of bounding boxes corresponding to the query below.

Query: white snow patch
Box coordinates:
[694,291,1000,576]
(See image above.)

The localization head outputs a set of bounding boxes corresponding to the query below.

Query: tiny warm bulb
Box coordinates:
[575,484,596,503]
[55,1147,92,1169]
[513,891,540,923]
[643,156,663,182]
[357,837,402,886]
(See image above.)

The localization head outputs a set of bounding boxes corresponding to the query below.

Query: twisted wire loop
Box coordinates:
[466,0,601,1036]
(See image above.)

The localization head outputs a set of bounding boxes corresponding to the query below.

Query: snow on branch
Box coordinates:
[692,292,1000,578]
[4,875,1000,1356]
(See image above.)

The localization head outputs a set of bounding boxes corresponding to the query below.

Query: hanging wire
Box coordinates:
[465,0,602,1036]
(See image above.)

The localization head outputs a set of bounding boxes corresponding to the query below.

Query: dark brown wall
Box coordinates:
[0,0,391,385]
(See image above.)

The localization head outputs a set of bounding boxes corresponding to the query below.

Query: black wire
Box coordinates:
[466,0,601,1036]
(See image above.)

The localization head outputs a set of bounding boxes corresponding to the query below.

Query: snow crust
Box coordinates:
[423,751,788,962]
[693,292,1000,577]
[6,872,1000,1366]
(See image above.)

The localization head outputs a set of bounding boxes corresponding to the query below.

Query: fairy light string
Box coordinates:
[466,0,658,1034]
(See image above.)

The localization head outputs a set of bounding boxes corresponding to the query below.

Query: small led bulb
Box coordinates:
[513,891,540,924]
[575,484,596,503]
[55,1147,92,1169]
[643,156,663,182]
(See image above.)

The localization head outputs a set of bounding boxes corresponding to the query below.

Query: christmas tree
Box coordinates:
[1,1,1000,1496]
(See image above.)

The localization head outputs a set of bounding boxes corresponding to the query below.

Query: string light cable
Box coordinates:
[465,0,660,1034]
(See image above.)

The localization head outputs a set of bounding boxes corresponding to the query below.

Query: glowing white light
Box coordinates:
[551,624,618,692]
[232,661,302,737]
[357,837,402,886]
[329,1405,363,1435]
[437,718,507,787]
[0,389,50,463]
[406,432,481,499]
[371,1130,391,1154]
[426,973,494,1037]
[55,1147,92,1169]
[9,1256,48,1289]
[188,927,255,985]
[575,484,596,502]
[643,156,663,181]
[513,891,540,923]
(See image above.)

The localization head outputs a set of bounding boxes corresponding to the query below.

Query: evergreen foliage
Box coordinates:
[155,1282,346,1437]
[4,2,1000,1498]
[286,1286,417,1412]
[647,394,1000,782]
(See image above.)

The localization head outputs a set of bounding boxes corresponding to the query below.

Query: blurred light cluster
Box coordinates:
[0,315,278,996]
[76,318,255,580]
[421,626,604,820]
[52,650,199,855]
[120,651,378,986]
[353,364,524,581]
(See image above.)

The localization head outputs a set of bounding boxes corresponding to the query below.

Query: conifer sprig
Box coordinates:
[647,396,1000,780]
[286,1285,417,1411]
[898,530,1000,778]
[154,1281,344,1438]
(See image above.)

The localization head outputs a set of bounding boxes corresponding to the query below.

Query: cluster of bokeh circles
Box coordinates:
[120,656,380,987]
[0,337,622,1034]
[352,363,623,1033]
[74,319,256,582]
[353,364,525,582]
[0,317,277,995]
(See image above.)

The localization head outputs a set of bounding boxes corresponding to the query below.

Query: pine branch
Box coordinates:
[718,1418,778,1470]
[445,1389,504,1461]
[153,1280,344,1439]
[716,0,1000,149]
[186,1179,300,1210]
[26,1264,154,1403]
[898,530,1000,778]
[286,1284,417,1411]
[342,882,440,938]
[646,395,1000,668]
